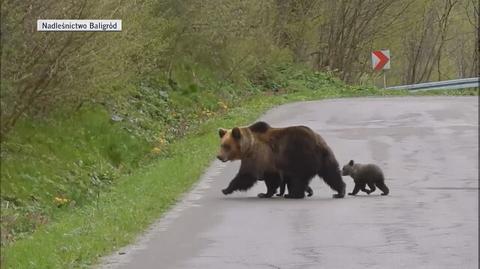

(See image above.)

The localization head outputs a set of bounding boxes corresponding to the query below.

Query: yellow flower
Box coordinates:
[218,101,228,110]
[151,147,162,154]
[157,137,167,145]
[54,197,69,205]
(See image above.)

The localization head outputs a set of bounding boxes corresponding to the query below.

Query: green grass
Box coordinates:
[1,108,149,203]
[1,80,478,268]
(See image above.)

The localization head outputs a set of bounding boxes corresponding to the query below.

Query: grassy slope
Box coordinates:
[2,85,477,268]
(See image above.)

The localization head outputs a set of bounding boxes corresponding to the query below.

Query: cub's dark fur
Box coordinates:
[341,160,389,196]
[257,174,313,197]
[277,179,313,197]
[248,121,271,133]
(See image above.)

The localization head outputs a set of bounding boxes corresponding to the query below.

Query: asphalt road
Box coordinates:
[102,97,478,269]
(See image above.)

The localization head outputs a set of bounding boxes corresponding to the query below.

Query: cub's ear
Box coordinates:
[349,160,354,166]
[231,127,241,140]
[218,128,227,138]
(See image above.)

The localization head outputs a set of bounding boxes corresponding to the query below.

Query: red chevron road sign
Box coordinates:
[372,50,390,71]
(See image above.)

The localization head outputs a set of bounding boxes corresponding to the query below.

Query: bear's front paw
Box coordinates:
[222,189,232,195]
[347,193,356,196]
[276,193,283,197]
[257,193,272,198]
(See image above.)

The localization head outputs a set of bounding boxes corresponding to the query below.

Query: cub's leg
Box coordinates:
[360,183,371,194]
[277,177,312,197]
[305,186,313,197]
[277,176,313,197]
[367,182,376,194]
[258,173,281,198]
[376,181,390,196]
[277,180,286,197]
[348,182,365,196]
[284,179,307,199]
[276,176,312,197]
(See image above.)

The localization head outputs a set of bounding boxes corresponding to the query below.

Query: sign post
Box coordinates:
[383,70,387,89]
[372,49,391,88]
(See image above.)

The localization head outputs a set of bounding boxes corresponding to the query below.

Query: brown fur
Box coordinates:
[342,160,389,196]
[218,121,345,198]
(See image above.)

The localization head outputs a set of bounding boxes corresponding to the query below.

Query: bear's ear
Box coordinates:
[231,127,241,140]
[349,160,354,166]
[218,128,227,138]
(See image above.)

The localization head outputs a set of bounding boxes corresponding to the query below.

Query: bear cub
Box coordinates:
[276,180,313,197]
[341,160,389,196]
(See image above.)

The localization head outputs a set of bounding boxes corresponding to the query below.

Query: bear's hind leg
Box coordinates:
[376,181,389,196]
[367,182,376,194]
[360,183,371,194]
[320,169,346,198]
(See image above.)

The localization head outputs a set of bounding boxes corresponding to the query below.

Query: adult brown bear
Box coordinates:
[217,121,345,198]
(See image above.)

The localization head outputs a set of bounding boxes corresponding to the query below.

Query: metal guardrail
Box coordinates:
[387,77,479,91]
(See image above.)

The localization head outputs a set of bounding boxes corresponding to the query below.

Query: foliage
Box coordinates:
[2,0,477,137]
